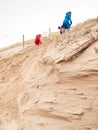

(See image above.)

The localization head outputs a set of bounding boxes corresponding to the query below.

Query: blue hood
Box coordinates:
[65,12,71,20]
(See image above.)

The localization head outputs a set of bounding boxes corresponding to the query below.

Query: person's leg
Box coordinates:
[35,41,39,46]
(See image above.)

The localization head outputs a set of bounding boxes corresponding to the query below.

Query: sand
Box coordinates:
[0,18,98,130]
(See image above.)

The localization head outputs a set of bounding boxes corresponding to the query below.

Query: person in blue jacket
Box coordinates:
[61,11,72,31]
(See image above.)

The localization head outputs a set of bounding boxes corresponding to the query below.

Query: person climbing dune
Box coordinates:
[58,26,65,34]
[61,11,72,31]
[34,34,42,46]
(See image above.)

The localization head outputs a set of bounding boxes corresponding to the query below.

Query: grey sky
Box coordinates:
[0,0,98,47]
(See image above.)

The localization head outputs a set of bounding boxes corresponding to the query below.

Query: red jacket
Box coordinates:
[35,34,42,45]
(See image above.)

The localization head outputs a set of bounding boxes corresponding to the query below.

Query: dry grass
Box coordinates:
[0,18,97,53]
[0,39,34,52]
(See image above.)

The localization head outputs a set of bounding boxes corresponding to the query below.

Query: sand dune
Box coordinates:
[0,18,98,130]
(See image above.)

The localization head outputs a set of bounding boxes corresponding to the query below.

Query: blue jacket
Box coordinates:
[61,12,72,29]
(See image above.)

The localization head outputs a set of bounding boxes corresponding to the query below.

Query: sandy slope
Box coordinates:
[0,18,98,130]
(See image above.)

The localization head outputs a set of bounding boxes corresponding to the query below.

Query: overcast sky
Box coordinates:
[0,0,98,48]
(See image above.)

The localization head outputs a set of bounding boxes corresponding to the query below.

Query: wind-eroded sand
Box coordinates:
[0,18,98,130]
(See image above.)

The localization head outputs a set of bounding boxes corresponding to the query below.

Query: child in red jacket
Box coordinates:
[58,26,65,34]
[35,34,42,46]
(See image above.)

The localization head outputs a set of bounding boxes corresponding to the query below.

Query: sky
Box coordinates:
[0,0,98,48]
